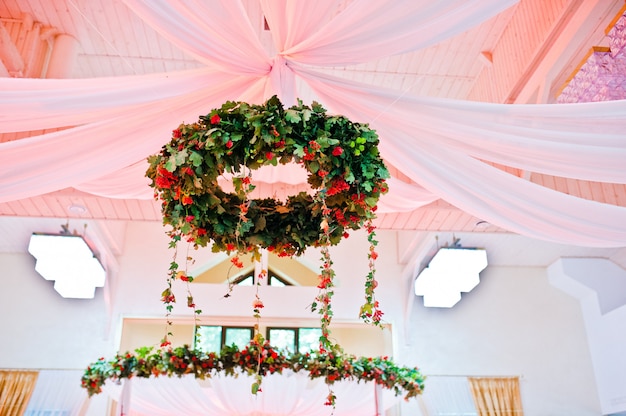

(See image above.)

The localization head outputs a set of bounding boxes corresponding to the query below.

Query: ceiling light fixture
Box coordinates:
[27,233,106,299]
[414,246,488,308]
[68,204,87,215]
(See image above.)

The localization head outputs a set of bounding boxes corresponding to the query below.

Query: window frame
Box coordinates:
[195,325,254,352]
[231,269,293,287]
[266,326,322,353]
[268,271,292,286]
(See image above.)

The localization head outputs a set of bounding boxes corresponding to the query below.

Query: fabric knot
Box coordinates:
[267,55,296,106]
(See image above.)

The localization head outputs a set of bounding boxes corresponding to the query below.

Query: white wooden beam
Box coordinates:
[0,59,10,77]
[0,19,25,77]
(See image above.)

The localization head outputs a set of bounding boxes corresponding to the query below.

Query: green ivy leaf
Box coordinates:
[207,194,221,207]
[311,101,325,113]
[293,145,305,158]
[285,109,301,123]
[173,149,188,166]
[164,158,176,172]
[134,346,153,358]
[189,152,203,167]
[255,215,267,232]
[308,161,319,173]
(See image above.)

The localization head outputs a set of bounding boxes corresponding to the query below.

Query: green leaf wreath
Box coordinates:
[146,96,391,347]
[146,95,389,257]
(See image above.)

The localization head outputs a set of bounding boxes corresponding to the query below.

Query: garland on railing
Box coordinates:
[81,341,425,405]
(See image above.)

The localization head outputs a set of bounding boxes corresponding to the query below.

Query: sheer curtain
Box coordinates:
[2,0,626,247]
[0,370,39,416]
[468,377,523,416]
[23,370,88,416]
[415,376,478,416]
[103,371,399,416]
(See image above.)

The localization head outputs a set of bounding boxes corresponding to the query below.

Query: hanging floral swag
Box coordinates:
[82,340,425,405]
[145,96,390,347]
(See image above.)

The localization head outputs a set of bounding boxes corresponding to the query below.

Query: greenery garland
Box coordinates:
[146,95,389,257]
[81,341,425,406]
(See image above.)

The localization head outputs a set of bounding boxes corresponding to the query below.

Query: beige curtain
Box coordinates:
[0,370,39,416]
[468,377,523,416]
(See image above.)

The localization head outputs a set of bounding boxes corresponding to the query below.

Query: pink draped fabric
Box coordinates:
[3,0,626,247]
[121,1,270,74]
[0,68,225,132]
[294,66,626,183]
[0,74,259,201]
[300,69,626,246]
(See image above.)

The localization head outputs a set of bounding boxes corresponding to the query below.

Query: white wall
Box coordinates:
[0,252,112,369]
[113,222,399,324]
[549,258,626,415]
[400,266,601,415]
[0,222,606,415]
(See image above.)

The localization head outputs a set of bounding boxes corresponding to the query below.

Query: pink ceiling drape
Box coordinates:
[300,69,626,246]
[2,0,626,247]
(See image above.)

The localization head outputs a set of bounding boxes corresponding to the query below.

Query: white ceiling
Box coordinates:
[1,0,626,268]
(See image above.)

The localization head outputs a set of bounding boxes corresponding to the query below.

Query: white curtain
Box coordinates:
[413,376,478,416]
[23,370,87,416]
[104,372,399,416]
[2,0,626,247]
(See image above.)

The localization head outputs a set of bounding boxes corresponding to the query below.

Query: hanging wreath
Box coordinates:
[146,96,389,257]
[146,96,389,350]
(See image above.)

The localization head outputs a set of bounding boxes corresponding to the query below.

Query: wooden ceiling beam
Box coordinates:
[0,19,25,77]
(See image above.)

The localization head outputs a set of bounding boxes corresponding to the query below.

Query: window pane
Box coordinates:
[269,328,296,353]
[269,276,286,287]
[224,327,252,349]
[236,275,254,286]
[268,272,291,286]
[196,326,222,353]
[298,328,322,353]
